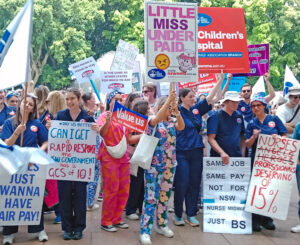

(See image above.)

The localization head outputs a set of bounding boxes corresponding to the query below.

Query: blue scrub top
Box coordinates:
[293,123,300,161]
[1,119,48,147]
[55,108,94,123]
[39,110,54,126]
[0,104,16,126]
[176,99,212,151]
[207,110,245,157]
[238,100,253,123]
[245,114,287,161]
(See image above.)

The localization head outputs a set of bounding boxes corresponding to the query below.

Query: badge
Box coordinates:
[192,109,199,115]
[237,118,242,124]
[268,121,275,128]
[80,119,86,122]
[30,126,38,132]
[9,111,15,116]
[241,107,245,112]
[45,114,50,121]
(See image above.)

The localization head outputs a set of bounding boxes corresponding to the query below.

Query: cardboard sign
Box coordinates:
[100,70,133,94]
[198,7,250,73]
[145,1,198,83]
[203,157,252,234]
[111,40,139,71]
[245,134,300,220]
[69,57,101,90]
[47,121,97,182]
[112,101,148,133]
[0,164,47,225]
[234,43,269,76]
[179,73,217,88]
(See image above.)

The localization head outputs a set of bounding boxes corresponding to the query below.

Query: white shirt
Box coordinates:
[276,103,300,137]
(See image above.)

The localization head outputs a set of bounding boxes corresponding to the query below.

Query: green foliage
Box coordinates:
[0,0,299,90]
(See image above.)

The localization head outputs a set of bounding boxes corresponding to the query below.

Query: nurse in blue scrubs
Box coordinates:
[0,90,16,134]
[245,93,287,232]
[1,94,48,245]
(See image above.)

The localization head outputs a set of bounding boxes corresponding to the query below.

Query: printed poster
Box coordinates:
[198,7,250,73]
[145,1,198,83]
[47,121,97,182]
[100,70,133,94]
[245,134,300,220]
[179,73,217,89]
[0,164,47,225]
[203,157,252,234]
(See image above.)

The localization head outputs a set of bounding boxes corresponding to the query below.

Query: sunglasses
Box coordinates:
[142,90,151,94]
[251,104,263,108]
[291,95,300,99]
[242,90,251,93]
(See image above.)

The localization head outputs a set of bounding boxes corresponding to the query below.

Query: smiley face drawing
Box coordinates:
[155,54,170,70]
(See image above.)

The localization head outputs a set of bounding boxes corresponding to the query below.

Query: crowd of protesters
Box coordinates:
[0,73,300,245]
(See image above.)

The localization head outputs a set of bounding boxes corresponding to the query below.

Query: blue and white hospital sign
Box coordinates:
[0,164,47,225]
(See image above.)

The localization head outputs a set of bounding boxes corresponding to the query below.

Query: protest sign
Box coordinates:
[246,134,300,220]
[179,73,216,89]
[145,1,198,83]
[203,157,252,234]
[0,164,47,225]
[112,101,148,133]
[221,75,246,92]
[234,44,269,77]
[198,7,249,74]
[47,121,97,182]
[100,70,133,94]
[111,40,139,71]
[69,57,101,92]
[132,61,142,92]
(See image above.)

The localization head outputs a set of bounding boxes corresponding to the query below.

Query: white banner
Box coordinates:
[245,134,300,220]
[0,164,47,225]
[100,70,133,94]
[203,157,252,234]
[47,121,97,182]
[111,39,139,71]
[145,1,198,83]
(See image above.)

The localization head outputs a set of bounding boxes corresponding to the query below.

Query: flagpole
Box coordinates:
[20,0,34,147]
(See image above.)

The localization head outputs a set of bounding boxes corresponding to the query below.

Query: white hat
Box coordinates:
[220,91,244,104]
[287,85,300,96]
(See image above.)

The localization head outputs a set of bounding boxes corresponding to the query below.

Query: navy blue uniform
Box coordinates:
[174,99,212,218]
[207,110,245,157]
[39,110,54,126]
[0,104,16,126]
[238,100,253,123]
[55,109,94,233]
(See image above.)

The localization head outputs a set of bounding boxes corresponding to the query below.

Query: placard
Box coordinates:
[245,134,300,220]
[179,73,216,89]
[100,70,133,94]
[0,164,47,225]
[132,61,142,92]
[234,43,269,77]
[112,101,148,133]
[198,7,250,73]
[111,39,139,71]
[145,1,198,83]
[203,157,252,234]
[47,121,97,182]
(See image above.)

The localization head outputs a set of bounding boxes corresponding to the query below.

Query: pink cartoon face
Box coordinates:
[178,58,194,72]
[177,50,196,73]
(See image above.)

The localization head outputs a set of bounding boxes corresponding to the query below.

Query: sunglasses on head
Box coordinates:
[242,90,251,93]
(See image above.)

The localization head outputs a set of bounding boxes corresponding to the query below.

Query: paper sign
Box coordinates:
[221,75,246,92]
[132,61,142,92]
[198,7,250,73]
[112,101,148,133]
[234,44,269,76]
[47,121,97,182]
[245,134,300,220]
[100,70,133,94]
[203,157,252,234]
[111,40,139,71]
[145,1,198,83]
[0,164,47,225]
[179,73,217,88]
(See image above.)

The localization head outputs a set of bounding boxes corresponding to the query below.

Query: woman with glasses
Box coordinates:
[245,93,287,232]
[142,83,157,115]
[1,94,49,244]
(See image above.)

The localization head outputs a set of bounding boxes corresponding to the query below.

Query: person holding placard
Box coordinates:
[139,90,184,245]
[50,88,95,240]
[96,90,140,232]
[173,74,223,227]
[245,93,287,231]
[1,94,48,245]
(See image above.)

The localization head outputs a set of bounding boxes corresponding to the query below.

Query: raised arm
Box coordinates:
[264,72,275,103]
[206,73,225,105]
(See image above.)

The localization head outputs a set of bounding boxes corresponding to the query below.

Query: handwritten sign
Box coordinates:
[112,101,148,133]
[111,40,139,71]
[100,70,133,94]
[145,1,198,83]
[198,7,249,74]
[245,134,300,220]
[234,43,269,77]
[0,164,47,225]
[203,157,252,234]
[47,121,97,182]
